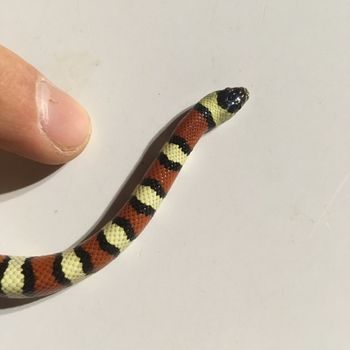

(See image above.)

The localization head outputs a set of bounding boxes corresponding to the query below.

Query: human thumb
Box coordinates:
[0,45,91,164]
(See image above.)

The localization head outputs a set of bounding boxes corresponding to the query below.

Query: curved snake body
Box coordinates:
[0,87,249,298]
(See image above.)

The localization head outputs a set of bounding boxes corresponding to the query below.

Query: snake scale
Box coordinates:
[0,87,249,298]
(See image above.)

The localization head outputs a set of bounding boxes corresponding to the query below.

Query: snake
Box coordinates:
[0,87,249,298]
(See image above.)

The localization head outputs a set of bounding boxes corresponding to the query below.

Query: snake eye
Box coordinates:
[217,87,249,113]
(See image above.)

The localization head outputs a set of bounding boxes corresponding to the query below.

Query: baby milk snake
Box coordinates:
[0,87,249,298]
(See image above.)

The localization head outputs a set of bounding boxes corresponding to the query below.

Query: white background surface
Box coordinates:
[0,0,350,349]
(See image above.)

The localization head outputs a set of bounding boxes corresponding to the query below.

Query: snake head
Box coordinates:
[217,87,249,114]
[197,87,249,128]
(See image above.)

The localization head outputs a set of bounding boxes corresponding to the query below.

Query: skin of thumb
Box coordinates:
[0,45,91,164]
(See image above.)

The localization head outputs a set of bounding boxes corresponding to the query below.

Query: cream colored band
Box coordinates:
[162,143,188,166]
[103,221,131,252]
[199,92,231,125]
[61,250,86,283]
[1,256,26,295]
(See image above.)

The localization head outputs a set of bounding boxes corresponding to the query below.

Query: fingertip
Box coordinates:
[0,46,92,165]
[37,78,92,158]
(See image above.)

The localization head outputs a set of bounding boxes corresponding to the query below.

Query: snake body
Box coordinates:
[0,87,249,298]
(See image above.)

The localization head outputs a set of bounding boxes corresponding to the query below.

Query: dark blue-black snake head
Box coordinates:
[217,87,249,114]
